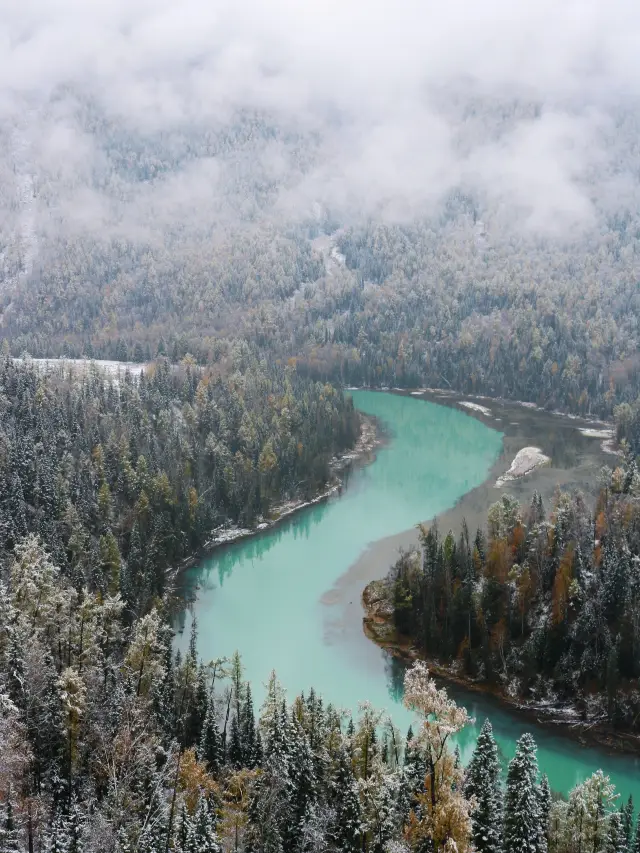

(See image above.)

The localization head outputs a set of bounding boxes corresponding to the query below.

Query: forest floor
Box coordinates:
[361,577,640,757]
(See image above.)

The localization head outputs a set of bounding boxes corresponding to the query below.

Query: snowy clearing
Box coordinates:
[578,427,620,456]
[578,427,615,439]
[495,446,551,487]
[12,357,148,377]
[459,401,492,417]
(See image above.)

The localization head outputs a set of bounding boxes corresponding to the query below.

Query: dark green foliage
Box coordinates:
[0,357,358,613]
[503,734,543,853]
[386,474,640,730]
[199,703,223,774]
[465,719,502,853]
[329,746,362,853]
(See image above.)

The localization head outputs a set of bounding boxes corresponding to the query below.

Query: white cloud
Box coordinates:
[1,0,639,240]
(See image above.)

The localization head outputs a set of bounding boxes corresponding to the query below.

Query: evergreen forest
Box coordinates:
[385,459,640,731]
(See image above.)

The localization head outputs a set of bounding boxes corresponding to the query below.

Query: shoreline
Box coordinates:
[171,412,386,582]
[362,579,640,757]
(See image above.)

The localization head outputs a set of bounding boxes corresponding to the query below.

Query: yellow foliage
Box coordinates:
[178,748,219,812]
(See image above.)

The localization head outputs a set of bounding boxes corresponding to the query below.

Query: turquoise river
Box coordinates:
[179,390,640,800]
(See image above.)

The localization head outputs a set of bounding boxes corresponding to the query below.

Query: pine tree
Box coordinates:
[184,664,208,748]
[245,758,286,853]
[633,816,640,853]
[188,796,222,853]
[242,683,258,768]
[228,713,243,768]
[0,797,20,852]
[465,719,502,853]
[608,809,626,853]
[538,774,551,853]
[66,801,84,853]
[175,802,192,853]
[287,709,317,849]
[199,701,223,774]
[503,733,543,853]
[622,796,634,850]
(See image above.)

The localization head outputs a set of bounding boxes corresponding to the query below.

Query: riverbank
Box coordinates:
[324,390,616,656]
[172,412,384,582]
[362,578,640,757]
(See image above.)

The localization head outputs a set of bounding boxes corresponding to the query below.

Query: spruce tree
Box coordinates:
[622,796,634,850]
[608,809,626,853]
[199,701,223,774]
[503,733,543,853]
[245,759,286,853]
[242,684,258,767]
[0,797,20,853]
[538,774,551,853]
[328,745,361,853]
[188,796,222,853]
[465,719,502,853]
[287,710,317,849]
[633,816,640,853]
[175,802,192,853]
[228,713,243,768]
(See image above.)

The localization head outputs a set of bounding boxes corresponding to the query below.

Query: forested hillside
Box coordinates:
[381,459,640,730]
[2,78,640,417]
[0,356,358,615]
[1,573,637,853]
[3,197,640,416]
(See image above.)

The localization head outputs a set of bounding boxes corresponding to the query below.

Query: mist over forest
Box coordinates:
[0,0,639,418]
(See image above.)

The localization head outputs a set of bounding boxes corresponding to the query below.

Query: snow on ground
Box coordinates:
[579,427,614,439]
[578,427,621,455]
[13,357,148,377]
[495,446,551,487]
[459,401,492,417]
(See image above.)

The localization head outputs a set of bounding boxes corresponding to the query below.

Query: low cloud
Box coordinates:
[1,0,640,247]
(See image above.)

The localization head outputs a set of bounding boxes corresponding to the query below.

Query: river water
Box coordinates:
[178,390,640,800]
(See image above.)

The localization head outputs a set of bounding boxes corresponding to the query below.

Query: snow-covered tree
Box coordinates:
[561,771,619,853]
[503,733,543,853]
[465,719,502,853]
[539,774,552,853]
[186,795,222,853]
[0,796,20,852]
[199,701,223,774]
[329,745,361,853]
[402,662,473,853]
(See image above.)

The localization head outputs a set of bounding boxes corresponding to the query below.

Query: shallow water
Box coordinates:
[178,390,640,800]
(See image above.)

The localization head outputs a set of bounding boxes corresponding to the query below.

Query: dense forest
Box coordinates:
[1,561,637,853]
[383,458,640,730]
[2,96,640,419]
[2,3,640,849]
[0,356,358,615]
[3,208,639,418]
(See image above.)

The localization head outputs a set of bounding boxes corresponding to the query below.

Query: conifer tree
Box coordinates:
[622,796,634,850]
[0,797,20,853]
[245,759,286,853]
[242,684,258,767]
[465,719,502,853]
[329,745,362,853]
[633,816,640,853]
[287,709,317,849]
[503,733,543,853]
[228,713,243,768]
[199,701,223,774]
[539,774,552,853]
[608,809,626,853]
[175,803,192,853]
[188,796,222,853]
